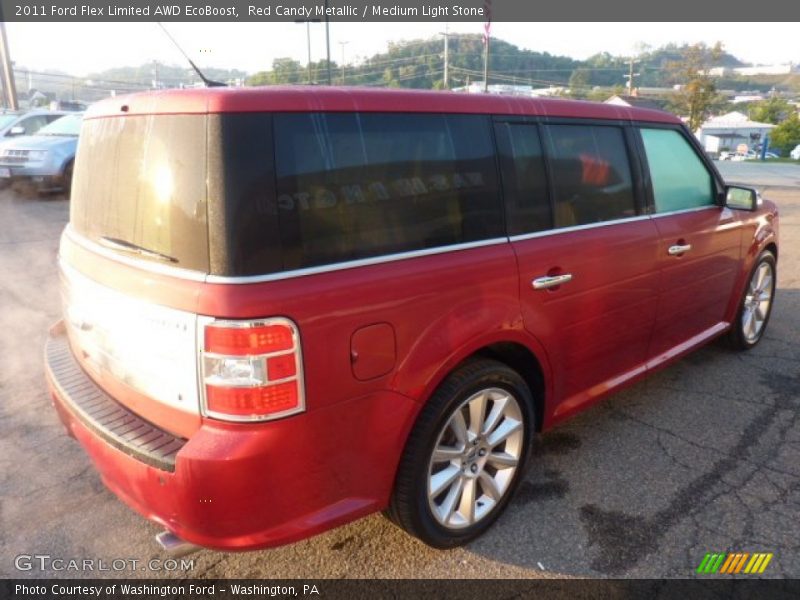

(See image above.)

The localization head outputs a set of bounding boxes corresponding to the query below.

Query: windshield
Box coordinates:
[38,114,83,136]
[0,115,17,129]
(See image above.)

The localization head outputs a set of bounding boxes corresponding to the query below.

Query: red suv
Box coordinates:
[45,87,778,551]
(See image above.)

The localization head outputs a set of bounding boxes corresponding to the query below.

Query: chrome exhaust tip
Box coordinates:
[155,531,200,558]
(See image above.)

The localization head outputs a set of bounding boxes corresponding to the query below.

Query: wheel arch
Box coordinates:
[410,334,551,435]
[764,241,778,261]
[472,342,546,432]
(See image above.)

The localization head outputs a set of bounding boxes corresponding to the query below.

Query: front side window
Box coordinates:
[542,124,636,228]
[640,128,715,213]
[273,113,502,270]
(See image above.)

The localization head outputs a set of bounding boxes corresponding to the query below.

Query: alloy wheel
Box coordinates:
[427,387,524,529]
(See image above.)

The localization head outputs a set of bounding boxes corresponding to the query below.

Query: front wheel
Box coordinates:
[62,161,73,199]
[387,359,534,548]
[727,250,776,350]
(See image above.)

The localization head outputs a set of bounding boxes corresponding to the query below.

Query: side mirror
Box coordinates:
[725,185,758,211]
[8,125,24,136]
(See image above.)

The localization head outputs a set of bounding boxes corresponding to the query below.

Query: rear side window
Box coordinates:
[494,122,550,236]
[273,113,502,270]
[542,125,636,227]
[640,128,715,213]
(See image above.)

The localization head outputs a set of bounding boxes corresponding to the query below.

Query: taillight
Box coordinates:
[201,318,305,422]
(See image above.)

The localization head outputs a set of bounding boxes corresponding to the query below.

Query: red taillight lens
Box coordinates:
[205,382,299,417]
[202,318,304,422]
[205,323,294,355]
[267,354,297,380]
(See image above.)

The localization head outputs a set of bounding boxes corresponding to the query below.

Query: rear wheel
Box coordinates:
[727,250,776,350]
[388,359,534,548]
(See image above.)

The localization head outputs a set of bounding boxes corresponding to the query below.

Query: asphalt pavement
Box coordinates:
[1,161,799,579]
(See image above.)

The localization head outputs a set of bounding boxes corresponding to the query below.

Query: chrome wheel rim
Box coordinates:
[427,387,524,530]
[742,261,774,344]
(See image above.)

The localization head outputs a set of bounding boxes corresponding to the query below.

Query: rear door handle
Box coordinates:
[668,244,692,256]
[532,274,573,290]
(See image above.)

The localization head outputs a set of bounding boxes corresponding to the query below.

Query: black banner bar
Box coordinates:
[4,579,800,600]
[1,0,799,22]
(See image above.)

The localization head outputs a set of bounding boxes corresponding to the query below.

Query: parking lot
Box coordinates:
[1,162,799,579]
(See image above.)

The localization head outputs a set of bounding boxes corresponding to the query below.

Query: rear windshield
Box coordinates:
[71,112,502,277]
[71,115,209,272]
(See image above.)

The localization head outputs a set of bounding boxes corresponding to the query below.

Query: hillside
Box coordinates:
[246,36,776,93]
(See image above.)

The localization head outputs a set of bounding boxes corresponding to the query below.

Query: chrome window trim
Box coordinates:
[67,205,721,287]
[650,205,720,219]
[508,214,650,242]
[204,238,510,284]
[65,226,509,285]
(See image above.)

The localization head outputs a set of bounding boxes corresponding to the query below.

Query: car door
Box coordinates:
[495,119,661,422]
[636,126,742,365]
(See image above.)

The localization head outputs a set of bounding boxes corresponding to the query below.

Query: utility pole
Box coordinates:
[153,60,159,89]
[483,34,490,92]
[324,0,332,85]
[0,21,18,110]
[625,57,640,96]
[294,19,318,84]
[339,41,349,85]
[482,1,491,92]
[305,21,312,83]
[439,24,450,89]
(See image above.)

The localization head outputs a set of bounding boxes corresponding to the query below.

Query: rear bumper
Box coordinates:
[45,323,419,551]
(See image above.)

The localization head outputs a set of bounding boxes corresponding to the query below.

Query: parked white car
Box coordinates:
[791,144,800,161]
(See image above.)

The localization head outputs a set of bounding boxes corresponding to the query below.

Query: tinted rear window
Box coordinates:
[71,115,209,272]
[271,113,502,271]
[73,112,502,277]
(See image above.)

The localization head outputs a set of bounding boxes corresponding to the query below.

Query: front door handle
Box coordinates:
[668,244,692,256]
[532,274,573,290]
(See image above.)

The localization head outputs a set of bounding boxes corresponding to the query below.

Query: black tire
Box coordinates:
[727,250,776,351]
[387,358,535,548]
[62,161,73,199]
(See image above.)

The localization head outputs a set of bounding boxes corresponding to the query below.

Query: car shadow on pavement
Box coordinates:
[465,287,800,578]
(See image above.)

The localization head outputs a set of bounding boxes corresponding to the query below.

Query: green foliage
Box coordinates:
[770,113,800,155]
[665,42,724,131]
[749,97,793,125]
[87,63,247,87]
[568,69,591,98]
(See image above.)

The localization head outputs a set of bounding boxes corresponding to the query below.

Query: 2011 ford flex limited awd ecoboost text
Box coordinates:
[45,87,778,551]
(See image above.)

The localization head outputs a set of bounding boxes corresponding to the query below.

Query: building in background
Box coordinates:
[604,94,664,111]
[695,111,776,156]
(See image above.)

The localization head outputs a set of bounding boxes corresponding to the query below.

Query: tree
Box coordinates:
[749,97,792,125]
[568,69,590,98]
[770,113,800,155]
[666,42,724,131]
[270,58,303,84]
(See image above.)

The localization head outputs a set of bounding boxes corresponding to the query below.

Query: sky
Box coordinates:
[6,22,799,77]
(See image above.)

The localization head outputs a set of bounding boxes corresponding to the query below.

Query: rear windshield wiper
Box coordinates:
[99,236,178,263]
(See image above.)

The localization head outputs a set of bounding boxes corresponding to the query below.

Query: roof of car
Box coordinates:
[86,86,681,125]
